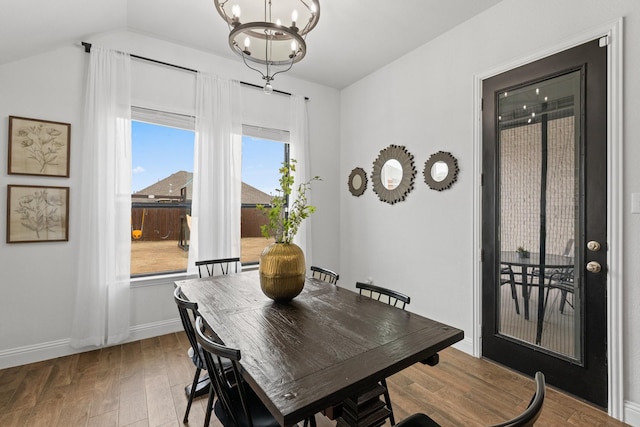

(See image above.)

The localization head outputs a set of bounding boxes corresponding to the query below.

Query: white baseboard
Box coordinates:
[127,318,183,342]
[0,338,73,370]
[452,336,474,356]
[625,400,640,426]
[0,318,182,370]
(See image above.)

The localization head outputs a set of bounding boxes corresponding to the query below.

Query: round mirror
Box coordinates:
[348,167,367,196]
[423,151,459,191]
[381,159,402,190]
[431,161,449,182]
[371,145,416,204]
[352,174,363,189]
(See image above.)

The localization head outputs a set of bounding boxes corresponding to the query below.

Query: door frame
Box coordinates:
[471,19,624,419]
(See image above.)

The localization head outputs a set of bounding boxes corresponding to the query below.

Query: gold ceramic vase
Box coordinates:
[259,242,306,301]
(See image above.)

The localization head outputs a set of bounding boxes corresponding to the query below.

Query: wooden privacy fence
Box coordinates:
[131,205,189,241]
[242,206,270,238]
[130,204,270,241]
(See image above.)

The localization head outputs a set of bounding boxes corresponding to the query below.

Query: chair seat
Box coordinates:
[394,413,441,427]
[213,382,280,427]
[188,344,206,369]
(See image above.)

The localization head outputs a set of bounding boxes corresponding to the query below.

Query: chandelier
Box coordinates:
[214,0,320,93]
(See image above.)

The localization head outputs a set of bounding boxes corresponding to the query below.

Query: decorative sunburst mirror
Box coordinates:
[348,167,367,197]
[371,145,416,204]
[423,151,459,191]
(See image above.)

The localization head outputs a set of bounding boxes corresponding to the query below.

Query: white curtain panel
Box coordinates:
[187,73,242,274]
[290,95,313,261]
[71,47,132,348]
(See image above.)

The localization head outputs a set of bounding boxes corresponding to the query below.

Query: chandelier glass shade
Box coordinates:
[214,0,320,93]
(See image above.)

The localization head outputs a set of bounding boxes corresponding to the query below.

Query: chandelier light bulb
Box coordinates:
[231,4,241,26]
[264,82,273,95]
[276,18,282,26]
[289,40,298,58]
[311,3,317,13]
[242,36,251,55]
[291,10,298,24]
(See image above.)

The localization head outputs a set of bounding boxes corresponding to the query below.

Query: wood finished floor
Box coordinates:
[0,332,629,427]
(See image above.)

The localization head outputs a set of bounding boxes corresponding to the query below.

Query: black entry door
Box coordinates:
[481,39,608,407]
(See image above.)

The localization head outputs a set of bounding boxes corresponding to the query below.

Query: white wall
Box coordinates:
[339,0,640,423]
[0,31,340,366]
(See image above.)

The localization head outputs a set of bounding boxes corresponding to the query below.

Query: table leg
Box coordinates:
[521,266,530,320]
[184,373,210,398]
[535,274,546,345]
[336,383,391,427]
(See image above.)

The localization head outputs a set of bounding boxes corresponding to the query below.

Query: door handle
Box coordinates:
[587,241,601,252]
[586,261,602,273]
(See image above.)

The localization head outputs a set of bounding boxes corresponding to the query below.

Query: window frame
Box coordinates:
[129,108,290,279]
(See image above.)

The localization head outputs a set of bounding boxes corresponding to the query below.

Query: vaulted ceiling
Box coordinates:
[1,0,503,89]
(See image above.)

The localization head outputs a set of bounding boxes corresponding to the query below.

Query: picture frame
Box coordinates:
[6,185,69,243]
[8,116,70,177]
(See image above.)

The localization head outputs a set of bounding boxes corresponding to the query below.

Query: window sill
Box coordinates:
[130,271,195,288]
[130,264,259,288]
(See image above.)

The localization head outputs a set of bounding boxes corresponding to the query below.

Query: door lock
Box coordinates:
[586,261,602,273]
[587,240,601,252]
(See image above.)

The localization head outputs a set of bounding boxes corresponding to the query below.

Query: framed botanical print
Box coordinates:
[8,116,71,177]
[6,185,69,243]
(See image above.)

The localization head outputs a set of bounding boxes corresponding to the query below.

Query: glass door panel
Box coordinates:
[497,71,581,361]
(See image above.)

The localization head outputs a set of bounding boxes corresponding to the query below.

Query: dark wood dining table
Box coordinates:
[500,251,574,344]
[175,271,464,427]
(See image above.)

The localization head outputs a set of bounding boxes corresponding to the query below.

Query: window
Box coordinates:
[241,134,288,264]
[130,113,287,277]
[130,120,195,277]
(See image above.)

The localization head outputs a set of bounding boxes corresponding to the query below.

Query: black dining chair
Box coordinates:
[173,286,207,424]
[354,281,412,425]
[310,265,339,284]
[356,281,411,309]
[196,257,241,278]
[392,371,545,427]
[194,316,317,427]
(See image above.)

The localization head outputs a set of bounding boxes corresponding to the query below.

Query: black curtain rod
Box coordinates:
[81,42,307,100]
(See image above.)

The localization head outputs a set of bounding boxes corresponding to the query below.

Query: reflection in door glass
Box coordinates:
[497,71,582,361]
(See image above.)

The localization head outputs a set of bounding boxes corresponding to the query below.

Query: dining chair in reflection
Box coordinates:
[545,269,575,314]
[500,265,520,315]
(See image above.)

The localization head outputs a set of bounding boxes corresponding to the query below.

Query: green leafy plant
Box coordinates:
[257,159,321,244]
[516,246,530,258]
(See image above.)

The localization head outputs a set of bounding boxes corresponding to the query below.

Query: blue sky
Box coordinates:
[131,121,284,195]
